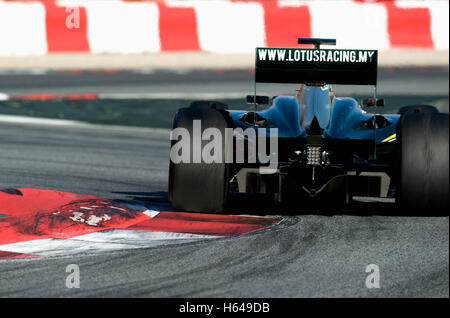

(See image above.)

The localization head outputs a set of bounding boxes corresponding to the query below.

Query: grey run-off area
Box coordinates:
[0,67,448,129]
[0,67,448,98]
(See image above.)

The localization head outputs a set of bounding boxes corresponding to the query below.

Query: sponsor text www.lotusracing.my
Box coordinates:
[257,48,376,63]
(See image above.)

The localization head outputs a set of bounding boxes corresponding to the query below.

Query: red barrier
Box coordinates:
[383,2,434,48]
[43,1,90,53]
[9,93,98,100]
[157,2,200,51]
[262,1,312,48]
[0,0,445,54]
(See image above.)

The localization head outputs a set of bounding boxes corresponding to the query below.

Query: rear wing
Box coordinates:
[255,47,378,86]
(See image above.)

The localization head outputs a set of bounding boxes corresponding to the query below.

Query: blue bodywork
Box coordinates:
[229,85,399,145]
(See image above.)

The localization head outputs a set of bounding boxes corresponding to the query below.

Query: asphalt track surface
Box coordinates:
[0,67,448,98]
[0,121,448,297]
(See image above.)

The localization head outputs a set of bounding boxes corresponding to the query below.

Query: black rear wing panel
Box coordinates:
[255,48,378,86]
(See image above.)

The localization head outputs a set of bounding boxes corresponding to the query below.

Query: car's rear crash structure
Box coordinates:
[168,38,448,214]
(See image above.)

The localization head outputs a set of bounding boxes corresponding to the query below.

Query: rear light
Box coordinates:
[305,145,322,166]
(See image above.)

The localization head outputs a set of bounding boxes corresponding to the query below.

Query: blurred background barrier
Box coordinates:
[0,0,448,69]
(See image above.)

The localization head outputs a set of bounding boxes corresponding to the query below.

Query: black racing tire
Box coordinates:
[397,105,439,115]
[168,107,230,213]
[189,100,228,110]
[397,112,449,215]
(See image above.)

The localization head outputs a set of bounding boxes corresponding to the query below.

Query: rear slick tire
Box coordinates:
[168,107,230,213]
[397,112,449,215]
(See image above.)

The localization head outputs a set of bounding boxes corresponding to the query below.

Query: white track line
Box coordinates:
[97,92,246,99]
[0,114,170,134]
[0,229,219,257]
[0,115,82,126]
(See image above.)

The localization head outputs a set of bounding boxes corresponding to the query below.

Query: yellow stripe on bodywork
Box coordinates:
[382,133,396,143]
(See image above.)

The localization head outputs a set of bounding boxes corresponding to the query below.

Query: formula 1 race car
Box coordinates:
[168,38,449,214]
